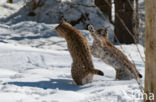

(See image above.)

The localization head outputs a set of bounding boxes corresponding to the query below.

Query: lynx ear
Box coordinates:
[105,26,110,32]
[105,28,108,33]
[60,15,66,24]
[105,26,109,32]
[103,27,109,40]
[105,26,110,29]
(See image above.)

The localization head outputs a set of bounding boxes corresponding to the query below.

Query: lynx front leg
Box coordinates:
[115,69,122,80]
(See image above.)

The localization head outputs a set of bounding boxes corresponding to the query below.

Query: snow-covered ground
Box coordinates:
[0,43,145,102]
[0,0,145,102]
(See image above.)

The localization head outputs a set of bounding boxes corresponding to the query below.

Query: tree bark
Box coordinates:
[7,0,13,3]
[114,0,139,44]
[94,0,112,22]
[144,0,156,101]
[134,0,139,43]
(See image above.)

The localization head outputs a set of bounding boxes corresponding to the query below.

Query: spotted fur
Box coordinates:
[88,25,142,80]
[55,21,104,85]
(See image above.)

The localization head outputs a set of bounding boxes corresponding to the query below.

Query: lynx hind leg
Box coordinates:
[72,71,83,85]
[115,69,119,80]
[115,69,134,80]
[73,77,83,85]
[82,73,94,85]
[71,63,83,85]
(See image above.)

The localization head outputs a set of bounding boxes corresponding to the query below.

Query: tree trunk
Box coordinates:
[7,0,13,3]
[94,0,112,22]
[134,0,139,43]
[144,0,156,101]
[114,0,139,44]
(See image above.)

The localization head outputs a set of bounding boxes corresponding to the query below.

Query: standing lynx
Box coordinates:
[55,21,104,85]
[88,25,142,80]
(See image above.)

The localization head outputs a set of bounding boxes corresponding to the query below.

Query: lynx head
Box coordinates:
[55,21,73,38]
[95,28,109,40]
[88,25,109,41]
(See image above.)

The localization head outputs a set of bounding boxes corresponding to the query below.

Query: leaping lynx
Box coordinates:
[55,21,104,85]
[88,25,142,80]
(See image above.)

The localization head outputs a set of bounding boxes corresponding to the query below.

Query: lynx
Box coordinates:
[88,25,142,80]
[55,21,104,85]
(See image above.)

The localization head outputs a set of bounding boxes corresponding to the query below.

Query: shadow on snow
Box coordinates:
[4,79,91,91]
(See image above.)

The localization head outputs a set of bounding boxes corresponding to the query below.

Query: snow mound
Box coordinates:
[1,0,112,30]
[0,21,95,50]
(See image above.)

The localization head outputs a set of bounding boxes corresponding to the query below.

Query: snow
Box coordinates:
[1,0,114,42]
[0,0,145,102]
